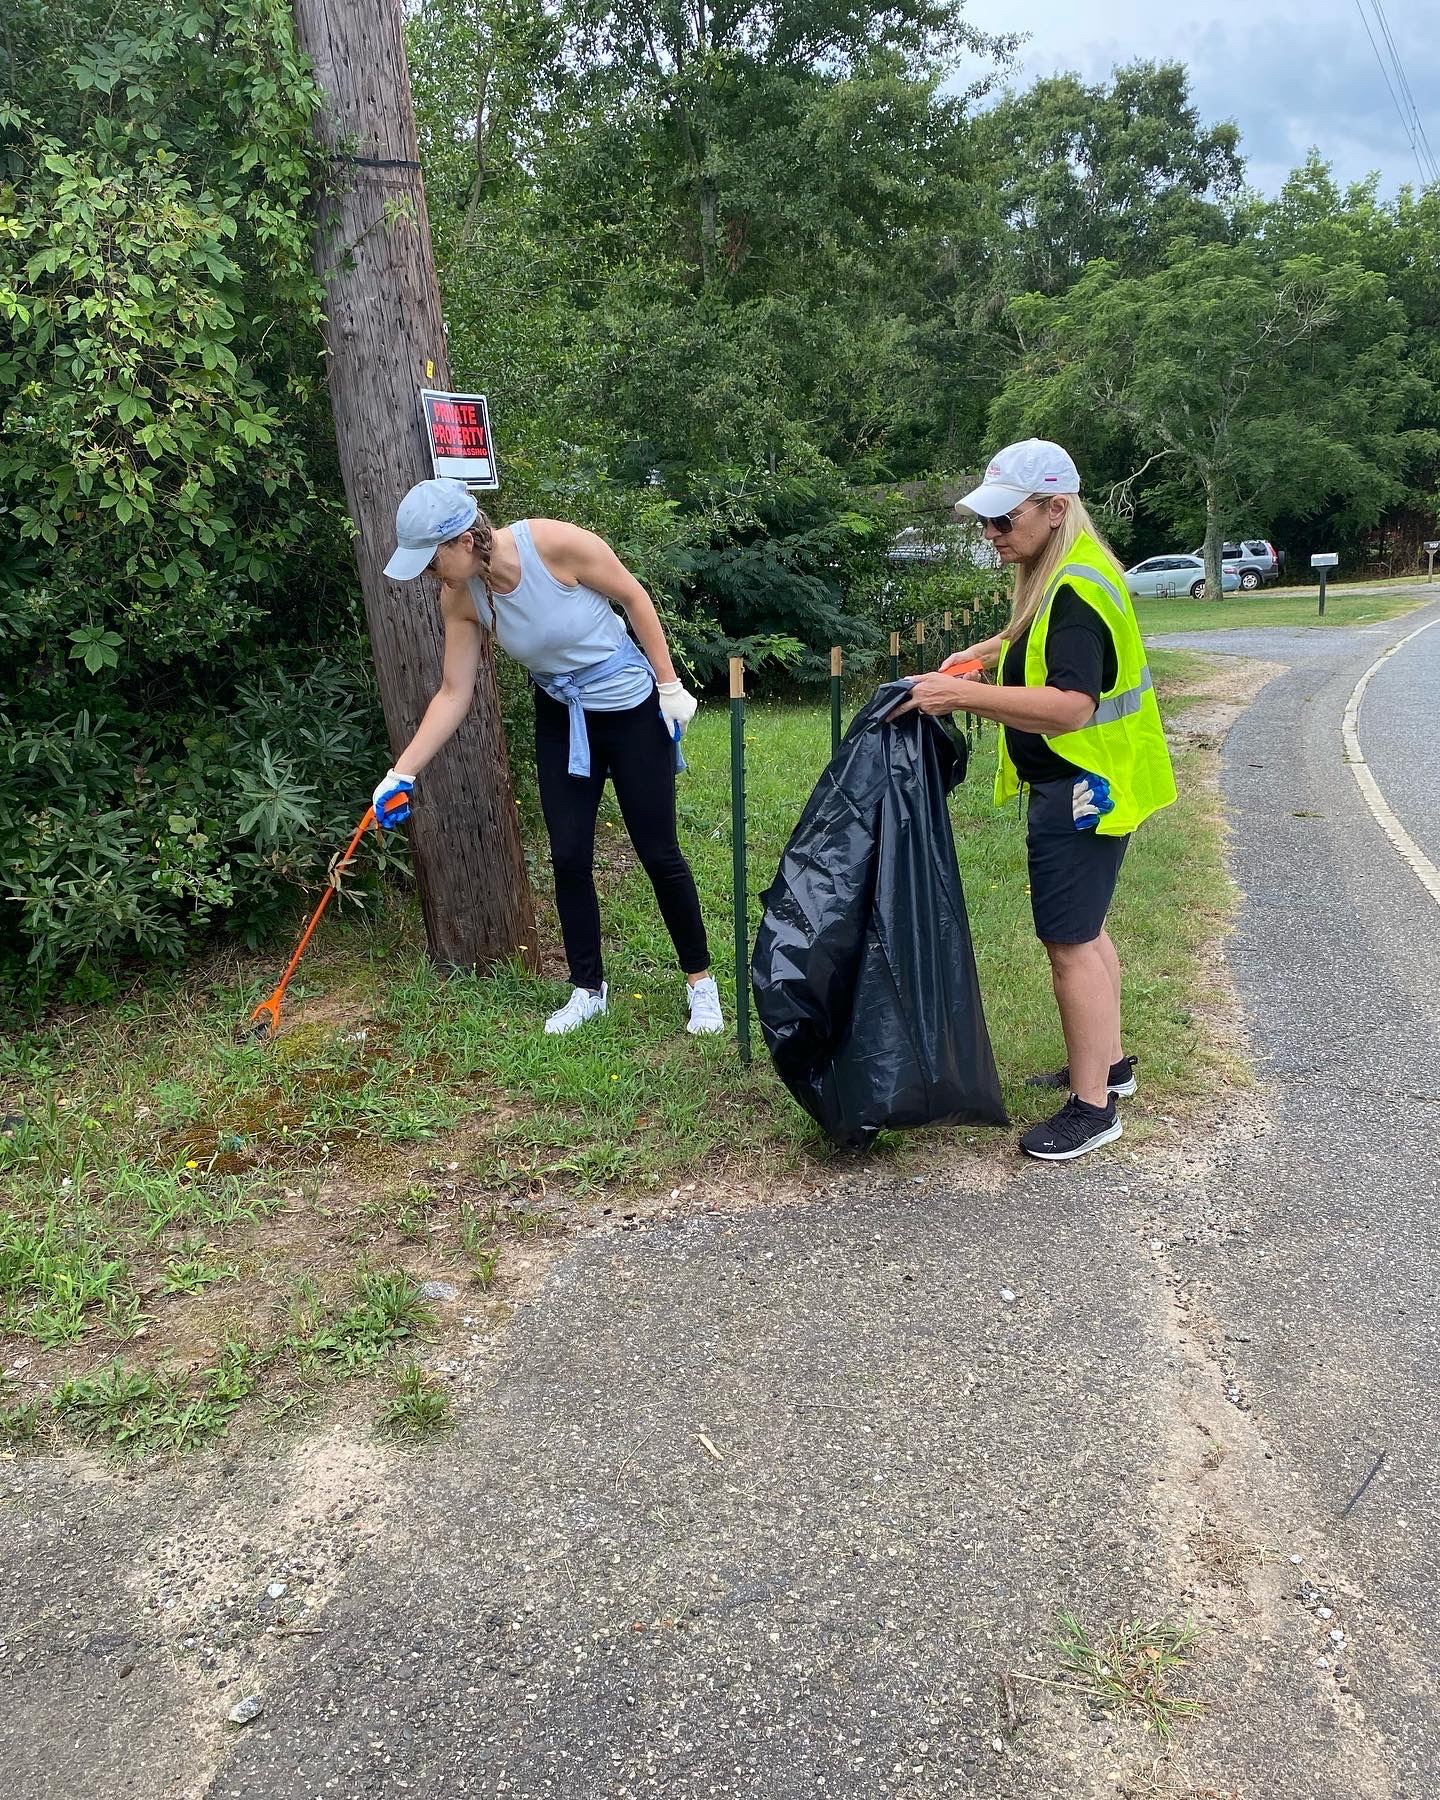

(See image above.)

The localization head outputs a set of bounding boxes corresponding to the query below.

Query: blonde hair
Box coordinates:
[1007,494,1120,638]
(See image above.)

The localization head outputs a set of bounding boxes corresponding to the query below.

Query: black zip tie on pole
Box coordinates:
[332,154,424,170]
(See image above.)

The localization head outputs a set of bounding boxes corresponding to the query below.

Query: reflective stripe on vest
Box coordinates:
[993,530,1177,835]
[1086,665,1154,728]
[1061,562,1129,617]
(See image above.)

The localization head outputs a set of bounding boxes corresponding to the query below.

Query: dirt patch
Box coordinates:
[1164,657,1287,749]
[126,1425,397,1799]
[1128,1151,1400,1799]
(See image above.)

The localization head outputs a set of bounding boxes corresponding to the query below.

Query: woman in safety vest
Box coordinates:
[891,439,1176,1161]
[374,478,724,1039]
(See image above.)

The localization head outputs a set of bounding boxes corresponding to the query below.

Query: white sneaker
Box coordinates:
[544,982,607,1035]
[685,975,724,1035]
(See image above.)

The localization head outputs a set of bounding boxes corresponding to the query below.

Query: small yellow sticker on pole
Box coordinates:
[426,360,435,380]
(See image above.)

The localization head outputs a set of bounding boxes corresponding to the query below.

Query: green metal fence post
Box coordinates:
[729,656,751,1066]
[941,609,952,669]
[830,645,843,758]
[889,629,901,684]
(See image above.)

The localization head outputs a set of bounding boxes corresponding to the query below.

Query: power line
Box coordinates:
[1371,0,1439,182]
[1354,0,1438,187]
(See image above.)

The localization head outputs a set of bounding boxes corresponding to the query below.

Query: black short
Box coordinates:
[1026,777,1130,944]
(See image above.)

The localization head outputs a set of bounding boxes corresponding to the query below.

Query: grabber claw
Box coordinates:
[240,806,379,1045]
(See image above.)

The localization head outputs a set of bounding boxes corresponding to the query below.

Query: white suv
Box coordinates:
[1191,539,1281,590]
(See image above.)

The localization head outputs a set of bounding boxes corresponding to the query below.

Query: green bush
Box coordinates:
[0,1,387,994]
[0,657,392,990]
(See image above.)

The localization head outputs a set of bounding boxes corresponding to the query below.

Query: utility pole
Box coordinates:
[291,0,534,970]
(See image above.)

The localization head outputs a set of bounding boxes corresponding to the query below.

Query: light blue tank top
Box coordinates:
[468,520,654,712]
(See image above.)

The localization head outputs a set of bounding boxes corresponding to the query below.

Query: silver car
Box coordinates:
[1124,554,1242,599]
[1191,539,1281,589]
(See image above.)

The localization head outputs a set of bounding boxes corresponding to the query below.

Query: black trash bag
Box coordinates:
[751,681,1008,1148]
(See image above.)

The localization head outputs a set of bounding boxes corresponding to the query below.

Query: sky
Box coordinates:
[958,0,1437,197]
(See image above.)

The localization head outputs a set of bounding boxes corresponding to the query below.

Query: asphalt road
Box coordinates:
[1151,604,1440,1792]
[5,606,1440,1798]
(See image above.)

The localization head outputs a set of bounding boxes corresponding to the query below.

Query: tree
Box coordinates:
[971,63,1242,299]
[561,0,1002,288]
[993,241,1437,596]
[292,0,535,971]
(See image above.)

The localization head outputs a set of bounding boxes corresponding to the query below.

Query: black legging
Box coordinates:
[534,686,710,989]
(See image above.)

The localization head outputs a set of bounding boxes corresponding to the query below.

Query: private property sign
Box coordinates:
[420,389,499,489]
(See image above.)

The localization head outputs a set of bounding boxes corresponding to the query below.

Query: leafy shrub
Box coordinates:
[0,656,392,989]
[0,1,385,994]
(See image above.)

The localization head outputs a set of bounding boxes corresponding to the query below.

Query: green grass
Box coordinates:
[1054,1611,1205,1739]
[375,1360,453,1439]
[1135,585,1428,635]
[0,668,1240,1450]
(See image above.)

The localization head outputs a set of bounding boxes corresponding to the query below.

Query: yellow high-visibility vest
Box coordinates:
[994,532,1177,836]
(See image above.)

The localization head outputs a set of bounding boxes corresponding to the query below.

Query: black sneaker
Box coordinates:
[1019,1095,1123,1161]
[1025,1054,1137,1098]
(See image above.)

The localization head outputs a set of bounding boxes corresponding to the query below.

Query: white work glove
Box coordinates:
[372,768,415,830]
[657,679,699,737]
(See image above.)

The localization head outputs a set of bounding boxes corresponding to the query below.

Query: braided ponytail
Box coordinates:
[471,508,496,614]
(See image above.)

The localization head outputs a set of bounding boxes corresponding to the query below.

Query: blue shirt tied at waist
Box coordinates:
[530,637,687,778]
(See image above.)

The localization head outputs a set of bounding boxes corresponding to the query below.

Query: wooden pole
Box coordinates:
[291,0,534,972]
[729,658,751,1066]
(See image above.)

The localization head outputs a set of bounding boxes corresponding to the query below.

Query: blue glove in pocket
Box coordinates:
[1071,771,1114,832]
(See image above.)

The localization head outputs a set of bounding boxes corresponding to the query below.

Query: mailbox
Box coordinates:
[1310,553,1339,568]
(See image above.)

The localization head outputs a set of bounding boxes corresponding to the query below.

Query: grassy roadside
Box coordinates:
[1,649,1237,1454]
[1134,586,1430,635]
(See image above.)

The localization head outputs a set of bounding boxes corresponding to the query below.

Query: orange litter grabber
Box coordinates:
[243,793,406,1043]
[946,657,985,678]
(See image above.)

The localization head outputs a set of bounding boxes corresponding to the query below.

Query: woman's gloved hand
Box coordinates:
[657,680,699,736]
[372,769,416,829]
[1072,771,1114,831]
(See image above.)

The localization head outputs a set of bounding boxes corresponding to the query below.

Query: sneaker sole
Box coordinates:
[686,1021,725,1035]
[1021,1118,1124,1162]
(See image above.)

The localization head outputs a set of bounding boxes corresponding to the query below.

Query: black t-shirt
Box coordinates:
[1000,584,1118,783]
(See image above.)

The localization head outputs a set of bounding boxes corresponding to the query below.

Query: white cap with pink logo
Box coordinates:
[955,439,1080,520]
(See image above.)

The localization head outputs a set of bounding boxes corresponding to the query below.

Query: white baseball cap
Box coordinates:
[384,478,480,580]
[955,439,1080,520]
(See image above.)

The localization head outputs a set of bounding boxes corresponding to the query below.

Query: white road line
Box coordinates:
[1342,615,1440,908]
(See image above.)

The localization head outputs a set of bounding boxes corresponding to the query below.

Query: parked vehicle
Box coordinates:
[1189,539,1280,589]
[1124,554,1242,600]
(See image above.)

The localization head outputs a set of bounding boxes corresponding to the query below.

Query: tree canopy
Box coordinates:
[2,0,1437,986]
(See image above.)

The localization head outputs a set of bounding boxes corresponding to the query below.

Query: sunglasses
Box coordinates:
[425,530,470,574]
[982,497,1048,533]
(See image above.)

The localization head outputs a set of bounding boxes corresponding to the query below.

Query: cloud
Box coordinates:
[956,0,1434,196]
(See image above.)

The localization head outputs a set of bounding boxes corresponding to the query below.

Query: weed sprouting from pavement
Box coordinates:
[1054,1611,1205,1738]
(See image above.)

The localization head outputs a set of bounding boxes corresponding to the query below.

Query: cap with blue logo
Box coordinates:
[383,478,481,581]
